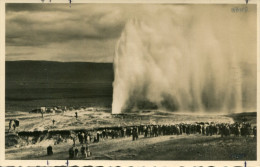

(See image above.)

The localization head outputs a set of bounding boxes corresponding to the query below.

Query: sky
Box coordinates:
[5,3,257,63]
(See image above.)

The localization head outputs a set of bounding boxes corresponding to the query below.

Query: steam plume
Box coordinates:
[112,6,253,114]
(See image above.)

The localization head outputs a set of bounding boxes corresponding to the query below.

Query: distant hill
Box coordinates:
[6,61,114,88]
[6,61,114,101]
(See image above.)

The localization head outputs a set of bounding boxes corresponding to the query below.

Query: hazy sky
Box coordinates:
[6,4,256,63]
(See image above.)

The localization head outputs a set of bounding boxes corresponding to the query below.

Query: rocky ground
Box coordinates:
[5,109,236,132]
[5,109,256,160]
[5,133,256,160]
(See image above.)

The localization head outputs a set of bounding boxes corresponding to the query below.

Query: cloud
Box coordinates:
[6,8,126,44]
[6,37,117,62]
[6,4,135,62]
[5,4,257,63]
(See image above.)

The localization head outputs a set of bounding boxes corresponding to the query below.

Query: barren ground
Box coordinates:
[5,109,257,160]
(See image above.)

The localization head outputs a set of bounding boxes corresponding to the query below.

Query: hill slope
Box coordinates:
[5,61,114,111]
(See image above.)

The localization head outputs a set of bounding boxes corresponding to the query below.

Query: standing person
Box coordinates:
[8,120,13,132]
[102,129,106,140]
[132,127,138,141]
[97,132,100,142]
[52,119,55,126]
[81,145,86,158]
[14,119,19,128]
[147,126,151,137]
[86,144,91,157]
[41,108,44,118]
[78,133,83,144]
[144,126,147,137]
[253,126,257,137]
[69,146,74,159]
[75,112,78,119]
[74,147,79,158]
[120,128,124,137]
[93,137,98,143]
[105,129,108,139]
[86,133,89,144]
[83,132,86,144]
[56,135,62,144]
[73,137,76,146]
[70,134,76,146]
[80,132,84,144]
[111,130,115,139]
[47,145,53,155]
[12,122,16,131]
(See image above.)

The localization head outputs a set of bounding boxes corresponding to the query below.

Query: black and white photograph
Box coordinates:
[2,0,258,164]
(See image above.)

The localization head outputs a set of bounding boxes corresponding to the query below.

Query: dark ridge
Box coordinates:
[6,60,114,87]
[6,61,114,84]
[6,61,114,107]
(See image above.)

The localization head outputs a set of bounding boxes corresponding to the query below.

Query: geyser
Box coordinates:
[112,6,252,114]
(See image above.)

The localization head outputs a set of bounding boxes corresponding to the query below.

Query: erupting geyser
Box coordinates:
[112,6,255,114]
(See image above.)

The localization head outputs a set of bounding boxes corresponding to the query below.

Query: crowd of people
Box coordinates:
[68,144,91,159]
[78,121,256,142]
[47,121,256,159]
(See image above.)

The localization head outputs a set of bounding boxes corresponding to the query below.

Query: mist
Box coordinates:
[112,5,256,114]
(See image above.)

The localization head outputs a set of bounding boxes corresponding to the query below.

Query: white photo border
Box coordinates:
[0,0,259,166]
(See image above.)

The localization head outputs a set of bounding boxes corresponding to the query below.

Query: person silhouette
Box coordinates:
[75,112,78,119]
[47,145,53,155]
[69,0,72,7]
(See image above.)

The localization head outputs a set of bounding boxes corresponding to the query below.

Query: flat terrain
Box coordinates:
[5,109,236,132]
[5,110,257,160]
[6,133,256,160]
